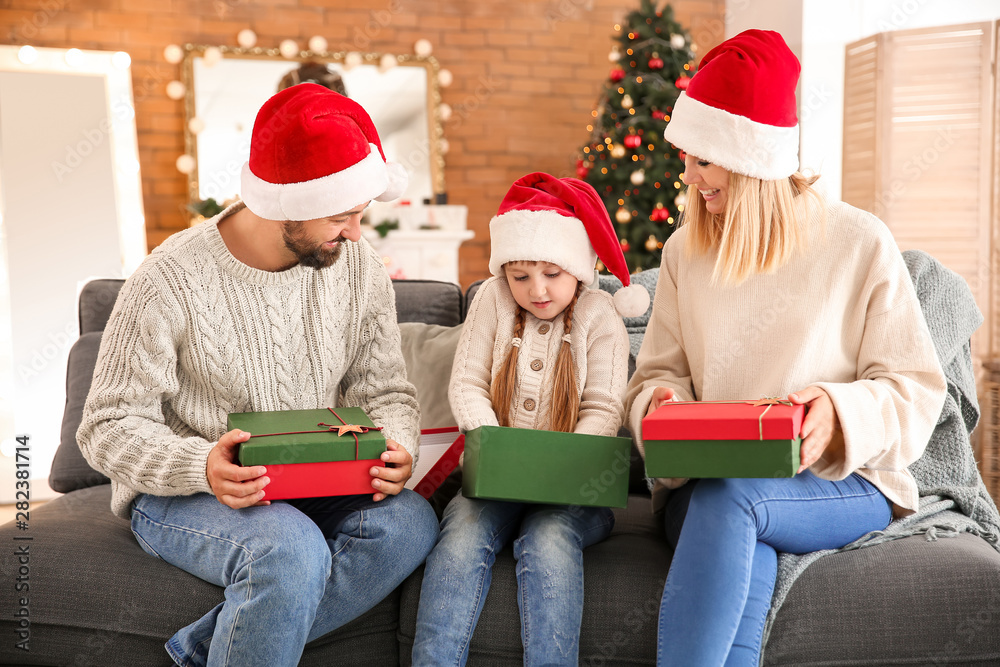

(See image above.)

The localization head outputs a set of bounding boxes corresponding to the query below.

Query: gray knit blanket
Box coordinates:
[760,249,1000,653]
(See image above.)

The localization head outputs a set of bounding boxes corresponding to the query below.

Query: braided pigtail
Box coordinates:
[548,283,582,433]
[490,306,527,427]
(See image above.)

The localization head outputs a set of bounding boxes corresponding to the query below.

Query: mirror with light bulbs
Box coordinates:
[181,44,446,214]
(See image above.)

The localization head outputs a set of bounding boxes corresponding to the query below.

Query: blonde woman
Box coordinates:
[413,172,648,666]
[625,30,946,665]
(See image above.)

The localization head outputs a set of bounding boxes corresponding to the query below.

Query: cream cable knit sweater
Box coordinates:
[78,204,420,518]
[626,199,947,515]
[449,276,629,437]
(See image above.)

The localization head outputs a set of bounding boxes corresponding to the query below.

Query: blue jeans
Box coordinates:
[130,490,439,667]
[412,493,615,666]
[658,472,892,666]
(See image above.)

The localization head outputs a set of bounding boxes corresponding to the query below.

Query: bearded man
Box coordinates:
[78,84,438,667]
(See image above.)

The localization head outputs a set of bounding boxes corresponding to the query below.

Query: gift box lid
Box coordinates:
[230,407,385,466]
[642,400,805,441]
[462,425,631,508]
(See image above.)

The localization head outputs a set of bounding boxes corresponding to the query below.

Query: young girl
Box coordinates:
[412,172,649,666]
[625,30,947,665]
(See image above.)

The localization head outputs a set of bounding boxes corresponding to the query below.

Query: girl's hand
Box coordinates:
[788,387,841,474]
[645,387,676,417]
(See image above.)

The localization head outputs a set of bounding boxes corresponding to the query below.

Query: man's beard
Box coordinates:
[282,221,344,269]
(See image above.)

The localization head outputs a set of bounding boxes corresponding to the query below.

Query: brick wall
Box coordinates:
[2,0,724,287]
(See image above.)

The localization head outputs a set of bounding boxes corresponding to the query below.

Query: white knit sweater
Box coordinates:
[626,199,947,515]
[449,276,629,437]
[78,204,420,518]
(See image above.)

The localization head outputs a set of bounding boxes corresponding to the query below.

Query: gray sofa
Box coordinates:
[1,274,999,666]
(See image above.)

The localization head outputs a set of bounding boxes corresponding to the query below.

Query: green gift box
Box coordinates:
[230,407,385,466]
[641,401,804,478]
[462,425,631,508]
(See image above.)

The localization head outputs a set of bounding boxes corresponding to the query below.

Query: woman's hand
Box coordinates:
[645,387,676,417]
[788,386,841,474]
[370,440,413,502]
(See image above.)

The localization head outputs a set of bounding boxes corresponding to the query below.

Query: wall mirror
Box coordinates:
[182,45,445,213]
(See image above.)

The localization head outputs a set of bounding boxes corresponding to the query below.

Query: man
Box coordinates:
[78,83,438,667]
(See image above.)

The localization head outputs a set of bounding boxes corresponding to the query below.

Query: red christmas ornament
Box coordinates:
[678,149,687,161]
[675,75,691,90]
[651,206,670,222]
[620,239,630,252]
[652,109,665,120]
[648,56,664,70]
[577,164,590,179]
[610,67,626,82]
[624,134,642,149]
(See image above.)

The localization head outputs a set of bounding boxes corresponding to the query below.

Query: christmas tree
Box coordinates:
[577,0,695,272]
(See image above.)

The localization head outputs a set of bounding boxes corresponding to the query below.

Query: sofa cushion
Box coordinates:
[398,494,670,665]
[765,532,1000,665]
[50,331,110,492]
[393,279,463,327]
[0,486,401,666]
[78,278,125,334]
[399,322,462,429]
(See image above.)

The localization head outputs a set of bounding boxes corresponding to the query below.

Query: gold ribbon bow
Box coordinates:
[750,397,794,440]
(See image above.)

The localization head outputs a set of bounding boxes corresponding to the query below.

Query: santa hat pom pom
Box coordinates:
[613,283,650,318]
[378,161,408,202]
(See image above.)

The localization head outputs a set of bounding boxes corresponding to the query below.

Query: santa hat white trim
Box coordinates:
[664,92,800,181]
[241,143,407,221]
[488,209,597,284]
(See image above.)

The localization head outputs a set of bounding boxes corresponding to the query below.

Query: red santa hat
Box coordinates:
[240,83,407,221]
[664,29,800,180]
[488,172,650,318]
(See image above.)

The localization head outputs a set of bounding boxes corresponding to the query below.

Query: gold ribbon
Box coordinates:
[666,398,795,441]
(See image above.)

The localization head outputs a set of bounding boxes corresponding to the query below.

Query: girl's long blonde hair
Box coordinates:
[683,171,822,285]
[490,280,582,433]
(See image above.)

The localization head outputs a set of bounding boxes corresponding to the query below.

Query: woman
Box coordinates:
[625,29,946,666]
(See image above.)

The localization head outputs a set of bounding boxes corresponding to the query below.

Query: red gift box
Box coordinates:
[263,459,382,499]
[406,427,465,499]
[641,400,806,478]
[230,407,385,500]
[643,400,805,440]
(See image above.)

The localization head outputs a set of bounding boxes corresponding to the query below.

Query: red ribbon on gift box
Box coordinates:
[664,398,795,440]
[247,407,383,460]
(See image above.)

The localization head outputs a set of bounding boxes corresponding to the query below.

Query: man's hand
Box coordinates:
[206,429,270,509]
[370,439,413,502]
[645,387,676,417]
[788,386,841,474]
